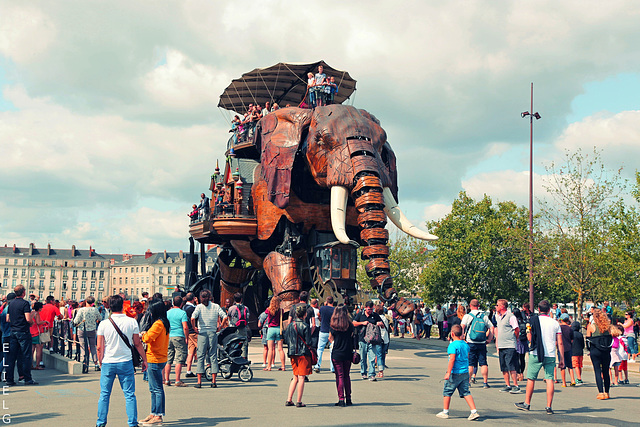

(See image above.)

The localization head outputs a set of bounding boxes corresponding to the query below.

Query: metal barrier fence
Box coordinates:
[50,320,91,373]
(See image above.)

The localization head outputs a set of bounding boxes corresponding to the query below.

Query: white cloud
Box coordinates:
[0,4,57,64]
[462,170,547,207]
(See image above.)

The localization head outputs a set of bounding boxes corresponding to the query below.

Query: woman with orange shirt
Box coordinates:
[140,301,170,426]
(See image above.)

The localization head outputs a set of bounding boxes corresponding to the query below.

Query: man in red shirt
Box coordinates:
[39,296,60,350]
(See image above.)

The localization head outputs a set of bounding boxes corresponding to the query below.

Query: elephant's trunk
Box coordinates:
[351,172,397,302]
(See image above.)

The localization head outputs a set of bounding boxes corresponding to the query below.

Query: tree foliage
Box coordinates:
[419,192,529,306]
[537,148,626,318]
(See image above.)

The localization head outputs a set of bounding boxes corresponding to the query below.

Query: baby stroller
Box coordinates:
[205,326,253,382]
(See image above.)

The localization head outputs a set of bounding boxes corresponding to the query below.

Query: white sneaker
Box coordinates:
[468,412,480,421]
[436,411,449,419]
[261,363,266,367]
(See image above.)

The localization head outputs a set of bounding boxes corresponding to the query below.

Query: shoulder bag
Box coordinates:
[109,318,143,368]
[294,322,318,365]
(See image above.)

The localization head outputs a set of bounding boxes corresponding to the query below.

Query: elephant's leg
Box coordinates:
[263,251,302,312]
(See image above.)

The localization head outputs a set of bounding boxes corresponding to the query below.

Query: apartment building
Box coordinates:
[0,243,109,301]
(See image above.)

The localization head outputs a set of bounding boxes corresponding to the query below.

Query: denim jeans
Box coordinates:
[7,331,32,382]
[147,362,166,416]
[625,335,638,356]
[359,341,379,377]
[315,331,334,371]
[380,342,389,370]
[97,361,138,427]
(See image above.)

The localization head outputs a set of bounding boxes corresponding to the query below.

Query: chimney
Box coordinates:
[71,245,76,256]
[12,244,16,253]
[145,249,153,259]
[89,245,93,257]
[47,243,51,256]
[29,243,35,255]
[179,250,183,260]
[163,250,167,261]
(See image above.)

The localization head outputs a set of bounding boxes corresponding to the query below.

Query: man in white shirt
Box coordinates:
[515,300,564,415]
[191,289,228,388]
[96,295,147,427]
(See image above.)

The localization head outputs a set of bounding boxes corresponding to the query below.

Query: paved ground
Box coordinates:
[5,337,639,426]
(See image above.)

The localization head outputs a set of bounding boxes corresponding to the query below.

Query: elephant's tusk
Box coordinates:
[330,186,356,245]
[382,188,438,241]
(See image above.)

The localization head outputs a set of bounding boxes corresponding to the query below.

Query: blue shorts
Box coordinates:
[443,372,471,397]
[468,343,487,367]
[266,326,282,341]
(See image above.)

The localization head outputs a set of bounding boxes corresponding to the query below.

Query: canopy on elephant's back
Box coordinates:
[218,61,357,113]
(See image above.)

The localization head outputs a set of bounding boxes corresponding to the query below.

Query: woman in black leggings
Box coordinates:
[587,309,613,399]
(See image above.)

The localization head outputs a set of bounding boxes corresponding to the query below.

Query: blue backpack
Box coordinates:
[468,311,488,342]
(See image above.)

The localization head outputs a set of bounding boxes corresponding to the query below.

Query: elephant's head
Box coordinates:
[257,105,436,306]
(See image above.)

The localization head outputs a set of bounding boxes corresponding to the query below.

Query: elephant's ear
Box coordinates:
[260,108,313,209]
[381,142,399,201]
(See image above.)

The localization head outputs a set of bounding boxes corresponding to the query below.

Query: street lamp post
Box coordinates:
[521,83,541,311]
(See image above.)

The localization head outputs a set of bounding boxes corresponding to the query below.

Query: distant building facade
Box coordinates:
[0,243,109,302]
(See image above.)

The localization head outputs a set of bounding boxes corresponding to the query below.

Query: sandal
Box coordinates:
[377,371,384,378]
[278,367,286,371]
[174,381,187,387]
[194,383,202,388]
[296,402,306,407]
[285,401,295,407]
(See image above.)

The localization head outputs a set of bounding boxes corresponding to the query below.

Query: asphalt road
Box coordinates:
[4,337,639,426]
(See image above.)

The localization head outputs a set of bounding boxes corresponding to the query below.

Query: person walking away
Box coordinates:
[191,289,228,387]
[461,299,493,389]
[314,296,335,373]
[257,309,269,368]
[284,305,312,407]
[227,292,251,359]
[571,321,585,385]
[329,305,355,406]
[513,308,529,382]
[436,325,480,420]
[29,302,47,370]
[352,301,384,381]
[263,296,286,371]
[494,299,521,393]
[558,314,575,387]
[1,294,20,380]
[376,303,390,376]
[6,285,37,386]
[74,296,102,371]
[39,295,59,351]
[514,300,564,414]
[586,309,612,399]
[182,293,198,378]
[435,304,445,340]
[423,307,433,339]
[96,295,147,427]
[139,301,170,425]
[619,311,637,363]
[413,307,423,340]
[609,324,625,386]
[164,296,189,387]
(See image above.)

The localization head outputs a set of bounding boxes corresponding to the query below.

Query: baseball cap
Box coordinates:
[560,313,570,321]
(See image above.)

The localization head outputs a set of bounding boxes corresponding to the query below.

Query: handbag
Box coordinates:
[109,318,143,368]
[352,351,361,364]
[39,327,51,344]
[294,322,318,365]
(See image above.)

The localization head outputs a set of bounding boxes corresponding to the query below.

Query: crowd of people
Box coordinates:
[3,283,639,424]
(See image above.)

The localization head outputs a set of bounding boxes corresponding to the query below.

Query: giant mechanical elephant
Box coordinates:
[229,104,438,315]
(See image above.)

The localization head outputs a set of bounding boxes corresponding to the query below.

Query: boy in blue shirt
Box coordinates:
[437,325,480,420]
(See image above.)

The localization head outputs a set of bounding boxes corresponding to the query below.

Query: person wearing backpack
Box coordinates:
[352,301,384,382]
[461,299,493,389]
[227,292,250,359]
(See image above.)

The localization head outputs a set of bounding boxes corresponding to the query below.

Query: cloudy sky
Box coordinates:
[1,1,639,254]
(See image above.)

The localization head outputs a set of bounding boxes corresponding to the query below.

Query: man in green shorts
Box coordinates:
[515,300,564,415]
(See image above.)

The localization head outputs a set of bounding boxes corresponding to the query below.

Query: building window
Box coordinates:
[52,261,56,267]
[81,281,86,290]
[29,269,34,278]
[146,277,149,283]
[28,279,34,289]
[119,277,122,285]
[39,280,44,290]
[72,281,78,290]
[2,279,6,287]
[83,261,87,267]
[62,281,67,290]
[125,267,128,273]
[39,268,45,278]
[125,277,128,284]
[146,267,148,272]
[50,269,55,278]
[73,270,78,279]
[82,270,87,279]
[136,267,139,273]
[21,269,26,277]
[91,270,96,279]
[61,291,66,299]
[158,267,163,274]
[97,292,102,300]
[176,266,180,274]
[168,267,172,274]
[12,279,16,287]
[93,261,96,268]
[90,281,96,290]
[176,276,180,285]
[98,281,104,291]
[13,259,17,265]
[119,268,122,273]
[99,271,104,279]
[158,276,163,285]
[80,292,85,299]
[71,292,76,300]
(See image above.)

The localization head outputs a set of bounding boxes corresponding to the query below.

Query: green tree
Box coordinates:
[419,192,529,306]
[537,148,626,318]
